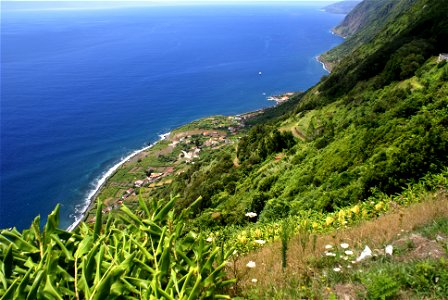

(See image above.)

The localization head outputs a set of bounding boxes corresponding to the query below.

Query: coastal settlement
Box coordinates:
[84,113,252,222]
[84,92,296,223]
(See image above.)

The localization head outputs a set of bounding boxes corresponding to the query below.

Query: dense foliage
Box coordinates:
[321,0,448,97]
[0,197,234,299]
[155,59,447,227]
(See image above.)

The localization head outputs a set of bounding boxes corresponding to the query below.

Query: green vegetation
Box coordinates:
[321,0,447,82]
[2,0,448,298]
[234,191,448,299]
[314,217,448,300]
[156,58,447,229]
[0,197,234,299]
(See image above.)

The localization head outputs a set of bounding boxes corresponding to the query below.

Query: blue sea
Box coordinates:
[1,1,344,230]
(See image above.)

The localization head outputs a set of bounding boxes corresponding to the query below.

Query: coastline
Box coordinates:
[66,50,334,232]
[68,112,266,230]
[315,28,346,74]
[330,28,347,39]
[316,55,331,73]
[66,132,170,231]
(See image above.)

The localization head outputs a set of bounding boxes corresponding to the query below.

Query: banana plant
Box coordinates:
[0,195,235,299]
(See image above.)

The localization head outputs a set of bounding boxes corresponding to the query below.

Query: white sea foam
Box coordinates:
[66,132,170,231]
[316,56,330,73]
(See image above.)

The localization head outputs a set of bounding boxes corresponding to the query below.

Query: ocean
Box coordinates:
[1,1,344,230]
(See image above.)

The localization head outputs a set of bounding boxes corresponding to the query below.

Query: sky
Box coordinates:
[1,0,339,11]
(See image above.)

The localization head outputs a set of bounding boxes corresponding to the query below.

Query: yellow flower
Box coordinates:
[238,234,247,244]
[325,216,334,226]
[375,201,384,211]
[312,222,319,229]
[338,210,346,223]
[350,205,360,215]
[253,228,262,238]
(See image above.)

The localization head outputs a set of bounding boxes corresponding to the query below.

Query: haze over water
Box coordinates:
[1,1,344,230]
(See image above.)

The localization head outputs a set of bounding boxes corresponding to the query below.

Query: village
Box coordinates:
[85,93,297,222]
[267,92,295,104]
[87,115,247,220]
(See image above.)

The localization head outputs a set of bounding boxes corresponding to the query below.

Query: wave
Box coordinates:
[315,56,330,73]
[66,132,170,231]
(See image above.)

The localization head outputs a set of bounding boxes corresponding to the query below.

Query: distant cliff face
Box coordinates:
[322,1,361,15]
[320,0,448,96]
[332,0,399,37]
[320,0,447,72]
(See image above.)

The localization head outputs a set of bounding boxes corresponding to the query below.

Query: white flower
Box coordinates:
[251,278,258,283]
[246,261,256,268]
[333,267,341,272]
[342,256,349,260]
[347,265,352,269]
[245,212,257,218]
[255,239,266,245]
[325,244,333,250]
[345,250,354,255]
[356,246,372,262]
[340,243,349,249]
[325,252,336,257]
[385,245,393,255]
[206,237,213,242]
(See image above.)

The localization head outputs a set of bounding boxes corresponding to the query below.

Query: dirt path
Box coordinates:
[292,127,307,141]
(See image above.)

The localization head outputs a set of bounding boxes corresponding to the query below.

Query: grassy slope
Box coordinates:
[234,190,448,299]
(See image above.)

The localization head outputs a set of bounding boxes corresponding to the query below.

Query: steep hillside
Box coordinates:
[332,0,400,37]
[318,0,447,97]
[321,0,448,73]
[150,0,448,228]
[160,58,447,228]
